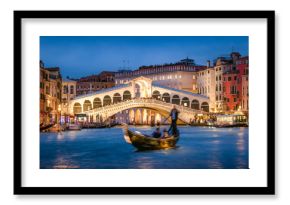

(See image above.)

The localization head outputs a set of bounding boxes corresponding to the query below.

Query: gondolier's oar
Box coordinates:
[161,116,170,125]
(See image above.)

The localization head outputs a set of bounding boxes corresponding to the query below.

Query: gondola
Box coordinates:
[40,123,54,132]
[122,124,179,150]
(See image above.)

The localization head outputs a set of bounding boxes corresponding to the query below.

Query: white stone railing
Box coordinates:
[82,98,207,123]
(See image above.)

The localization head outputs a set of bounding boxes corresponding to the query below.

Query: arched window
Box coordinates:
[152,90,161,100]
[172,95,180,105]
[181,97,190,107]
[73,102,82,114]
[103,95,112,106]
[83,100,92,112]
[123,90,131,100]
[113,93,122,103]
[162,93,170,103]
[191,100,200,110]
[93,97,102,109]
[201,102,209,112]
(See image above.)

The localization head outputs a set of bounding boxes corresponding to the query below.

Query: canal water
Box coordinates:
[40,126,248,169]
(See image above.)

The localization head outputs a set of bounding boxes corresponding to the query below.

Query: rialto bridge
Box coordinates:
[69,77,210,124]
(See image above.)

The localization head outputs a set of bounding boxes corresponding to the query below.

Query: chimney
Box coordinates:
[207,60,211,68]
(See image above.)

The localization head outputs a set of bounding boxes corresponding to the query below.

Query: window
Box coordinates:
[216,76,218,81]
[234,76,237,81]
[234,98,237,102]
[219,75,221,80]
[63,85,68,94]
[46,86,50,95]
[231,85,237,94]
[228,77,231,81]
[70,85,74,94]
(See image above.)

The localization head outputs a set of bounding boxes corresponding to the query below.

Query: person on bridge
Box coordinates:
[166,105,180,135]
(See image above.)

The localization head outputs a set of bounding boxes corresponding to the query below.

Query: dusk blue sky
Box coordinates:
[40,36,248,78]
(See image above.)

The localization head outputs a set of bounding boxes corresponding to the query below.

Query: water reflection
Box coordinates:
[134,156,155,169]
[53,155,80,169]
[40,126,249,169]
[56,132,64,141]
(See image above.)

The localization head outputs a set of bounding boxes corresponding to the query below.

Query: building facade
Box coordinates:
[61,78,77,123]
[222,54,249,113]
[46,67,62,124]
[40,61,62,125]
[115,58,206,92]
[213,57,228,112]
[196,63,216,112]
[76,71,115,96]
[194,52,249,114]
[238,57,249,113]
[40,61,50,125]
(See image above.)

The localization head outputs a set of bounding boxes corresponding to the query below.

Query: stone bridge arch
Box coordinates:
[82,99,207,123]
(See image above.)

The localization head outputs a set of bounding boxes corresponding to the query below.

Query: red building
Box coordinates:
[223,53,249,112]
[237,57,249,112]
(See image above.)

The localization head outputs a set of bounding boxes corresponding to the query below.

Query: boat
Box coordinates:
[47,124,65,132]
[122,124,179,150]
[40,123,54,131]
[214,114,248,128]
[67,124,82,130]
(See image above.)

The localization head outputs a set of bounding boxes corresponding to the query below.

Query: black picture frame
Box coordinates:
[14,10,275,195]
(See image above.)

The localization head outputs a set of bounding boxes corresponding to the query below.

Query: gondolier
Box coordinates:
[166,105,179,135]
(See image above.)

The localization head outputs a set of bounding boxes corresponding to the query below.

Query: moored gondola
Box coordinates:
[122,124,179,150]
